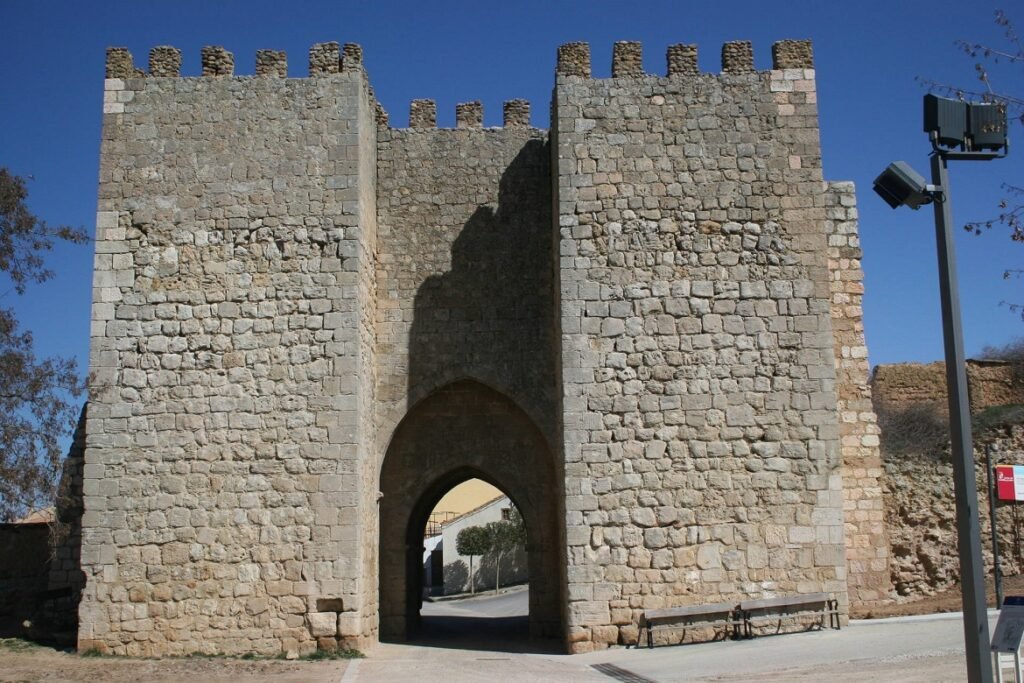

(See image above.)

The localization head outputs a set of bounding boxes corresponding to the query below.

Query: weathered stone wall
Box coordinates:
[824,182,889,606]
[970,362,1024,410]
[874,361,1024,601]
[553,40,848,651]
[81,44,378,656]
[873,360,1024,416]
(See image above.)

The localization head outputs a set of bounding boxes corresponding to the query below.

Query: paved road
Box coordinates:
[343,591,1014,682]
[422,586,530,619]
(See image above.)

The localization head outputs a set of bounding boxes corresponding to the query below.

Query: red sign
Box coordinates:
[996,465,1024,502]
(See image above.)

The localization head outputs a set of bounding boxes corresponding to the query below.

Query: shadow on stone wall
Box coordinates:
[379,137,563,646]
[43,403,88,645]
[407,138,554,439]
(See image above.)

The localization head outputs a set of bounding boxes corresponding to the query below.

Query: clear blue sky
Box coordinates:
[0,0,1020,382]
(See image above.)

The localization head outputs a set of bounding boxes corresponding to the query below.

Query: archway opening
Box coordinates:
[422,479,527,596]
[416,477,531,648]
[378,380,563,651]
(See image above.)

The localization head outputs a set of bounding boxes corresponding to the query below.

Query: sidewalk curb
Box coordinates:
[424,583,528,603]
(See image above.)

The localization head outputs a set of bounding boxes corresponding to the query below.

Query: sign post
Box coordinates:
[992,596,1024,682]
[990,446,1004,608]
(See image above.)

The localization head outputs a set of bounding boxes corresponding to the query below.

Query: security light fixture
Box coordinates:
[968,101,1008,152]
[923,93,1008,154]
[872,161,935,210]
[924,94,968,148]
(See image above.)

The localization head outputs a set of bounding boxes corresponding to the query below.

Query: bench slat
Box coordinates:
[740,593,829,612]
[644,601,737,621]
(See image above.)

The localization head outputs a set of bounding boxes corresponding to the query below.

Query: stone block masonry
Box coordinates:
[85,44,379,656]
[825,182,888,607]
[553,39,855,651]
[79,36,887,656]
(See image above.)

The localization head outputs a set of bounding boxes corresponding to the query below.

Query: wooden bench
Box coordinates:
[639,601,741,648]
[737,593,839,639]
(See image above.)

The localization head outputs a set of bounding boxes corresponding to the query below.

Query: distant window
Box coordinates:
[501,508,511,520]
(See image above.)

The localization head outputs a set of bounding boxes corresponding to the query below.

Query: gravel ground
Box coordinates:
[0,641,350,683]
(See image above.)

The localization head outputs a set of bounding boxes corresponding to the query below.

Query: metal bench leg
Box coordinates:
[647,622,653,649]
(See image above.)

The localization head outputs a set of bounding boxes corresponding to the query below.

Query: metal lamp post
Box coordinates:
[874,94,1008,683]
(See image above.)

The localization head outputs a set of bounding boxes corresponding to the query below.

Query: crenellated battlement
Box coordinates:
[555,38,813,79]
[455,101,483,129]
[255,50,287,77]
[104,41,367,79]
[149,46,181,77]
[400,98,534,130]
[103,38,813,132]
[201,46,234,77]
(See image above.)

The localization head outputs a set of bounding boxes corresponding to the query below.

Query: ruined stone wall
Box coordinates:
[554,40,848,651]
[824,182,889,607]
[873,360,1024,416]
[874,361,1024,601]
[872,363,946,407]
[80,44,378,656]
[884,424,1024,599]
[970,362,1024,410]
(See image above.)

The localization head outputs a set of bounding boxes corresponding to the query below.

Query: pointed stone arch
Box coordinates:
[377,379,564,644]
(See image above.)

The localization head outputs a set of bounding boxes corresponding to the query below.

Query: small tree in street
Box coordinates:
[456,524,490,595]
[483,508,526,593]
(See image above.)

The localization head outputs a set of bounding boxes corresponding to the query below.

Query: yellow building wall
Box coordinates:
[432,479,503,517]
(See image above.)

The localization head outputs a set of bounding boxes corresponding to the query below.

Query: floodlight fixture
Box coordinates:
[872,161,935,210]
[924,94,968,148]
[924,93,1008,154]
[968,101,1008,151]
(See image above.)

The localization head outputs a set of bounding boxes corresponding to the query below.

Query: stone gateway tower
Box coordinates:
[79,38,889,655]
